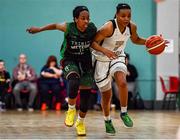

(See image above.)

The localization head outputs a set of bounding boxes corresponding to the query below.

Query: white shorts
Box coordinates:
[94,56,127,91]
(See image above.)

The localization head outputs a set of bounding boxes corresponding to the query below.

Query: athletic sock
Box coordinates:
[68,104,75,110]
[104,115,111,121]
[77,114,84,122]
[121,106,127,116]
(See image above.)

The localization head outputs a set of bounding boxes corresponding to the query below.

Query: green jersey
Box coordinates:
[60,22,97,60]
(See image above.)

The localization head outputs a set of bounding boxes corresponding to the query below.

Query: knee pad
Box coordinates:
[79,90,91,113]
[67,73,80,99]
[63,62,80,80]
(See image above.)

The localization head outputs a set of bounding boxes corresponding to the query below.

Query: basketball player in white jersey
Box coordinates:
[91,3,147,135]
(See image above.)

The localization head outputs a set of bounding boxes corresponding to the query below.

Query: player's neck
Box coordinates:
[117,23,126,33]
[76,24,86,32]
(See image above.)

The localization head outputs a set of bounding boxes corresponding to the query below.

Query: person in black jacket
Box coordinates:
[125,53,138,99]
[0,59,10,111]
[126,53,138,83]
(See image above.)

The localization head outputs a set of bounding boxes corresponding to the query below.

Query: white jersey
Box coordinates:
[92,19,131,61]
[94,19,132,91]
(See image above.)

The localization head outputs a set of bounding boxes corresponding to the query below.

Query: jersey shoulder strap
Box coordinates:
[108,19,116,37]
[110,19,116,31]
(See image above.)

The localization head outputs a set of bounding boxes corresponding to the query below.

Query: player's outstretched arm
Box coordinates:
[130,22,146,45]
[26,22,67,34]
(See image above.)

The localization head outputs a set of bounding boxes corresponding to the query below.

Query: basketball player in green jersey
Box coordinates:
[27,6,97,136]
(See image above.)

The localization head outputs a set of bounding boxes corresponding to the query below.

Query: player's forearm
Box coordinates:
[91,42,106,54]
[133,37,146,45]
[39,24,57,32]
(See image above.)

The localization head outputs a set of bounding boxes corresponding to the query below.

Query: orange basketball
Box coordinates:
[145,35,166,55]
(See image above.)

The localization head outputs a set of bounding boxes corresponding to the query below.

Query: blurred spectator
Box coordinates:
[0,60,10,111]
[12,54,37,112]
[125,53,138,99]
[39,55,63,111]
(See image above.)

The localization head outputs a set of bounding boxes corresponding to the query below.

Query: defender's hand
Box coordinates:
[26,27,41,34]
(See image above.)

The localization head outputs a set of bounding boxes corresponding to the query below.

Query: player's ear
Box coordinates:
[74,17,78,23]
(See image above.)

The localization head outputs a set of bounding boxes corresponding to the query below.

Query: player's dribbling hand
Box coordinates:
[160,34,169,47]
[26,27,41,34]
[164,40,169,47]
[103,48,118,60]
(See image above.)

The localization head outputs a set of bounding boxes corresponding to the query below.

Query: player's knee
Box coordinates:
[118,80,127,88]
[67,73,80,99]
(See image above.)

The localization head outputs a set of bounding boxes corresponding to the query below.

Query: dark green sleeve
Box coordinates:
[64,22,70,36]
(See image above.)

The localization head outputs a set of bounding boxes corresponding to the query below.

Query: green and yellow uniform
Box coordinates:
[60,22,97,86]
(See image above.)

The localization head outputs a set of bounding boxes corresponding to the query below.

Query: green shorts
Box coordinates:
[62,59,94,87]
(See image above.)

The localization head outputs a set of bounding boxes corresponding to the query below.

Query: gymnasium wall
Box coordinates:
[0,0,156,100]
[156,0,180,100]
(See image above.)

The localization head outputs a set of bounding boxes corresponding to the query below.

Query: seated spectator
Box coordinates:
[0,60,11,111]
[125,53,138,99]
[39,55,63,111]
[12,54,37,112]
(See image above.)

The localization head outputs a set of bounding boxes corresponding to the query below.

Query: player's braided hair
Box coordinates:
[114,3,131,18]
[116,3,131,12]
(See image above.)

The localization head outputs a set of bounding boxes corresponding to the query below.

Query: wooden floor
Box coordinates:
[0,110,180,139]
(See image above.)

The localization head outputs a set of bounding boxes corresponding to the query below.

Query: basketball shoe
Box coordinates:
[75,119,86,136]
[121,112,133,128]
[105,120,116,135]
[65,108,76,127]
